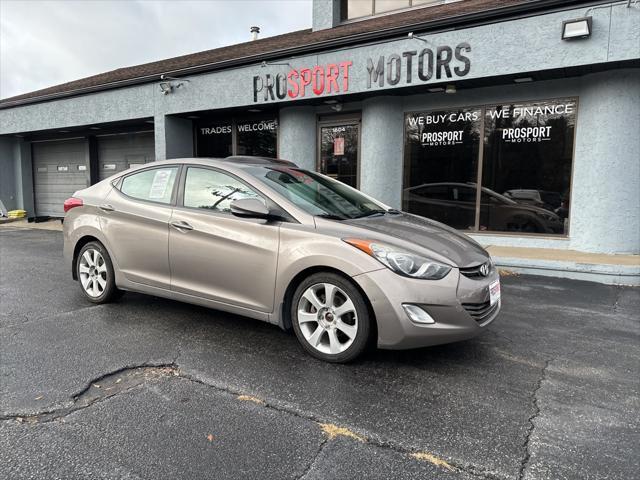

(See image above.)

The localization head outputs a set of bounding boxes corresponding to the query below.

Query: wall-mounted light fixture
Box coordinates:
[407,32,429,44]
[514,77,534,83]
[445,84,457,94]
[561,17,592,40]
[427,87,445,93]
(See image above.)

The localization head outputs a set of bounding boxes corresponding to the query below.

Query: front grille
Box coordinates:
[460,262,492,279]
[462,300,499,324]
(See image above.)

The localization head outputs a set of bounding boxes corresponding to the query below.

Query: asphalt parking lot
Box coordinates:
[1,228,638,480]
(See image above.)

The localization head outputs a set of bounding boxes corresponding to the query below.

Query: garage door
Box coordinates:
[97,132,154,181]
[32,139,88,217]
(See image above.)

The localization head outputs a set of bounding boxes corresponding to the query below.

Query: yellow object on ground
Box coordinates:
[7,210,27,218]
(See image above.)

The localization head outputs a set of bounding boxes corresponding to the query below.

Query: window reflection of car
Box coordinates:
[503,189,562,212]
[404,183,564,234]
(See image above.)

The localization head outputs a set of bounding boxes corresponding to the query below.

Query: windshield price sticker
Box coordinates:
[489,280,501,306]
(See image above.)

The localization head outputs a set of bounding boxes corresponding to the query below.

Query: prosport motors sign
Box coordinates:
[488,103,575,143]
[252,42,471,103]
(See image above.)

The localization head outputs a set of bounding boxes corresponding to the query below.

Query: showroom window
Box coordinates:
[195,121,233,158]
[404,107,481,230]
[403,98,577,236]
[120,167,179,204]
[196,115,278,158]
[183,167,261,213]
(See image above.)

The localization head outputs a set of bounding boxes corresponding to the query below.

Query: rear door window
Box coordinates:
[120,167,179,204]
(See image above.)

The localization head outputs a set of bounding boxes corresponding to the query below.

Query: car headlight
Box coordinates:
[343,238,451,280]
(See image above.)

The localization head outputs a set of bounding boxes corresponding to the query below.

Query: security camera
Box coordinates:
[159,82,173,95]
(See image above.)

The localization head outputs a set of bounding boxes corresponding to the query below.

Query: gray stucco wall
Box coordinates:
[278,106,317,170]
[11,139,34,214]
[0,137,17,211]
[360,97,404,209]
[569,69,640,254]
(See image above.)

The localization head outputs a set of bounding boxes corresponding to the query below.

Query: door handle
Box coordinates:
[99,204,115,212]
[170,220,194,231]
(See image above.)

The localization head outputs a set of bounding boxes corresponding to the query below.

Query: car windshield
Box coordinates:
[245,166,387,220]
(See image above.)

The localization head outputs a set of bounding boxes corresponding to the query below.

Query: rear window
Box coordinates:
[120,167,179,204]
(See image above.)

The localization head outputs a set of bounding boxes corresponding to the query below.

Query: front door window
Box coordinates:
[319,123,359,188]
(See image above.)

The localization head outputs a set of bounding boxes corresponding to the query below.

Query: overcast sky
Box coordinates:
[0,0,313,99]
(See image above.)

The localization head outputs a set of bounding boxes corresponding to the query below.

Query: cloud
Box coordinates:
[0,0,312,99]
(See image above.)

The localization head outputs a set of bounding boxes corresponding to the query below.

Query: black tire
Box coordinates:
[76,241,123,304]
[291,272,371,363]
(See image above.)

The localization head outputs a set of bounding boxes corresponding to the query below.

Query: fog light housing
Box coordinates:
[402,304,435,324]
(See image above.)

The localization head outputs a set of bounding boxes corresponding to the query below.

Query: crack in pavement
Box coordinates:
[517,357,552,480]
[1,362,506,479]
[611,285,623,314]
[295,437,329,480]
[0,304,106,331]
[0,363,177,424]
[172,369,505,478]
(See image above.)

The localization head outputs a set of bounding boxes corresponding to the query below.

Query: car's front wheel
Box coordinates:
[76,241,122,304]
[291,272,371,363]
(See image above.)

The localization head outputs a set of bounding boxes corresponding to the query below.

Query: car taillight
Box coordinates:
[63,197,83,213]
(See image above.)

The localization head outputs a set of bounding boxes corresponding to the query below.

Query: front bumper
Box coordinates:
[352,267,501,350]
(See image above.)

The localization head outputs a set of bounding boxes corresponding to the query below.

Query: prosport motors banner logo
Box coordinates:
[490,103,575,143]
[501,126,552,143]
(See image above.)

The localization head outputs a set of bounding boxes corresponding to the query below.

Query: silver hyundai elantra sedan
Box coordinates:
[63,156,501,362]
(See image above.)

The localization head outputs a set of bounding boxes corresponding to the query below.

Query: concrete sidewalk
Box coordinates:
[0,218,63,231]
[487,245,640,286]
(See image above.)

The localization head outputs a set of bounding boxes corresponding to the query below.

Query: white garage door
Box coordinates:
[32,139,88,217]
[97,132,155,181]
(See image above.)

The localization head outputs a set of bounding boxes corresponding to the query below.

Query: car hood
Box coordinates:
[339,213,490,268]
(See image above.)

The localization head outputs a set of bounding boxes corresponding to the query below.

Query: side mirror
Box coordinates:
[230,198,271,219]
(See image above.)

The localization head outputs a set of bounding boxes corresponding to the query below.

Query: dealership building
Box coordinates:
[1,0,638,284]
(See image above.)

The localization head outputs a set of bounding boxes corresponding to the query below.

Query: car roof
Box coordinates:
[151,156,298,168]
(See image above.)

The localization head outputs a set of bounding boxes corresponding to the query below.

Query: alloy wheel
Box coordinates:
[78,248,107,298]
[297,282,358,355]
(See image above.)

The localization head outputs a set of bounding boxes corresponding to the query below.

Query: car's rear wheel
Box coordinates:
[76,241,122,304]
[291,272,371,363]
